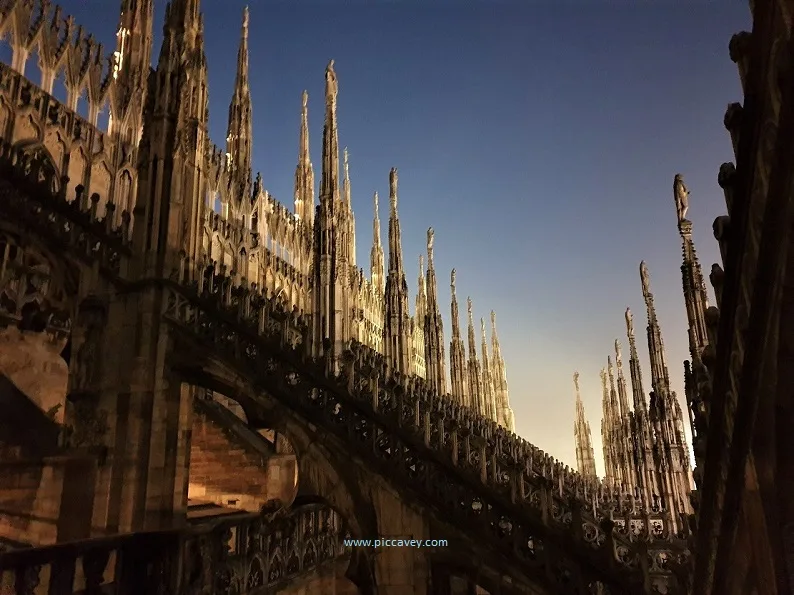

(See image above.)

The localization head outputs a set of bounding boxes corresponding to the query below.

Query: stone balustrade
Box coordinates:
[0,503,346,594]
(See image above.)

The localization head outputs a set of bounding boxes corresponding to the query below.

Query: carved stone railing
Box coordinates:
[183,503,346,594]
[0,529,178,594]
[0,503,346,594]
[0,140,133,278]
[163,259,690,595]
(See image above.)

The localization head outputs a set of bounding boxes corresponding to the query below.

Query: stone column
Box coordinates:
[70,288,194,537]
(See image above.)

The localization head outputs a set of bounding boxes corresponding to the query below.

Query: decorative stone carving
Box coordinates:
[673,173,689,224]
[69,298,106,397]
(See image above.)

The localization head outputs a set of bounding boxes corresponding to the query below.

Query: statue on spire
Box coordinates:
[344,147,350,178]
[427,227,434,255]
[573,371,580,394]
[673,173,690,224]
[615,339,623,363]
[467,297,473,318]
[451,268,457,294]
[325,60,338,101]
[302,89,308,109]
[625,307,634,336]
[242,5,249,37]
[389,168,398,212]
[640,261,651,296]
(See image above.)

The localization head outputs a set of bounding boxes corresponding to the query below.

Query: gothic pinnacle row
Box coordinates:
[573,371,597,478]
[139,3,515,427]
[639,261,672,398]
[624,307,647,414]
[321,60,340,206]
[490,312,514,432]
[449,270,468,407]
[294,89,315,225]
[383,167,411,376]
[579,181,695,533]
[226,6,252,189]
[673,174,709,364]
[424,228,447,397]
[370,192,385,293]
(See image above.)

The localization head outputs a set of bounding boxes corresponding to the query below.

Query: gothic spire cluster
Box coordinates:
[115,5,517,430]
[574,174,700,534]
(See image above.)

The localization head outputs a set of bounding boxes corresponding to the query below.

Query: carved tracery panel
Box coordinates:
[0,230,72,341]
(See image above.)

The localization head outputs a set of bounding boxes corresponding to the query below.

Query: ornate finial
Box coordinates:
[573,371,580,394]
[640,261,651,296]
[242,6,249,37]
[302,89,308,109]
[673,173,690,225]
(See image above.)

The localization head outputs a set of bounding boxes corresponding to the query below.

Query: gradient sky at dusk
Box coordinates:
[14,1,751,474]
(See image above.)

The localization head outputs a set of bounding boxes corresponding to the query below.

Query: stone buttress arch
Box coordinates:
[171,352,380,545]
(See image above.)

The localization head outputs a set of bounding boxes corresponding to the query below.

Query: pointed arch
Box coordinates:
[12,140,60,194]
[66,146,87,203]
[96,97,111,133]
[116,169,134,219]
[0,29,13,66]
[246,556,264,590]
[51,66,69,105]
[75,87,89,121]
[267,549,284,583]
[24,45,43,88]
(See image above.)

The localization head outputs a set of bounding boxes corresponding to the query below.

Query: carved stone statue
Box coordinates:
[325,60,338,101]
[72,310,103,393]
[625,307,634,337]
[427,227,434,252]
[451,268,456,289]
[302,89,308,110]
[614,339,622,363]
[640,261,650,296]
[389,168,398,209]
[573,371,580,394]
[600,368,607,389]
[673,174,690,224]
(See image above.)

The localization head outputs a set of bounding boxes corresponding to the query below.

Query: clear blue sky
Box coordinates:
[19,1,751,473]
